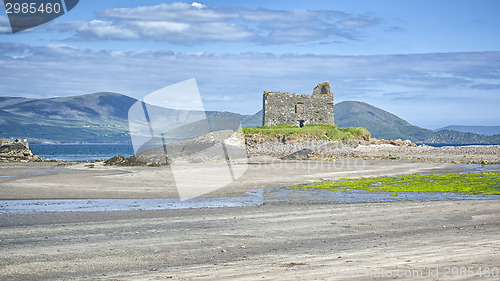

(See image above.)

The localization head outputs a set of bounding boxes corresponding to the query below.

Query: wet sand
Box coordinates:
[1,200,499,280]
[1,158,499,280]
[0,158,494,200]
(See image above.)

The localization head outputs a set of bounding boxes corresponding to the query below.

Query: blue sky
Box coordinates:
[0,0,499,129]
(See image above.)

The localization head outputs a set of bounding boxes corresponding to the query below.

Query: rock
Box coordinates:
[368,138,416,147]
[104,154,166,167]
[104,155,126,166]
[282,149,313,160]
[106,130,248,166]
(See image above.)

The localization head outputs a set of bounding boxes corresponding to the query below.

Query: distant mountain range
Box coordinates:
[0,93,498,144]
[0,93,259,143]
[435,125,500,136]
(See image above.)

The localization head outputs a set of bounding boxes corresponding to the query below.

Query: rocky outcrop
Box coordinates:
[245,133,322,146]
[368,138,417,147]
[105,130,247,166]
[246,135,418,159]
[104,155,165,167]
[245,133,415,148]
[0,141,41,162]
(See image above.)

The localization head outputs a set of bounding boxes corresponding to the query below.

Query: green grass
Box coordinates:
[242,124,370,141]
[293,173,500,195]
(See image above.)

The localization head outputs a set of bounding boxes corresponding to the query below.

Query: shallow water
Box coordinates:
[0,196,262,213]
[262,187,500,205]
[1,187,499,214]
[457,164,500,173]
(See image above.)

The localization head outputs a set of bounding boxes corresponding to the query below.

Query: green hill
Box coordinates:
[0,93,135,142]
[335,101,500,144]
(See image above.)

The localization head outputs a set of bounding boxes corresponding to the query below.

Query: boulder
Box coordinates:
[104,154,166,167]
[282,148,313,160]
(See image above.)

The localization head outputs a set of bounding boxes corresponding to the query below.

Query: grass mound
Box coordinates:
[242,124,370,141]
[293,173,500,195]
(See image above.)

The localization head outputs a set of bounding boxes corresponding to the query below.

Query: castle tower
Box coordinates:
[262,82,334,127]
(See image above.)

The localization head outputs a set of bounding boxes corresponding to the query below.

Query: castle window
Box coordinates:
[295,103,304,114]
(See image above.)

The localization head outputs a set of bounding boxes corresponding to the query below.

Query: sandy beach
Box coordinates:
[0,156,493,200]
[1,151,500,280]
[1,200,499,280]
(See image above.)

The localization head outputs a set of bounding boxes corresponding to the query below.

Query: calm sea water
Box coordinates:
[29,143,135,162]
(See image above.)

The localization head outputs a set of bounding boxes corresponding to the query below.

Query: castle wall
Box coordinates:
[263,83,334,127]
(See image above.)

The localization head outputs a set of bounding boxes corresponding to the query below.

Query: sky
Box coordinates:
[0,0,499,129]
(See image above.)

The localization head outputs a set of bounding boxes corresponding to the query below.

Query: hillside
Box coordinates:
[335,101,419,140]
[0,97,34,108]
[1,92,137,121]
[335,101,500,144]
[0,93,136,142]
[241,110,264,128]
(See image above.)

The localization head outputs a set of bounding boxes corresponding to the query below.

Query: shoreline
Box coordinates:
[23,142,500,163]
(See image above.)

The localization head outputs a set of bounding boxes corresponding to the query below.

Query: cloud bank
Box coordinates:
[0,42,499,127]
[44,2,380,44]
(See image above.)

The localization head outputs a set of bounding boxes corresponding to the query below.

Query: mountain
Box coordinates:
[335,101,420,140]
[0,93,137,142]
[0,93,256,143]
[334,101,500,144]
[1,92,137,121]
[1,93,498,144]
[241,110,263,128]
[0,97,34,108]
[435,125,500,136]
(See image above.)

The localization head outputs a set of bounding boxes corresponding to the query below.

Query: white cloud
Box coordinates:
[77,20,139,40]
[54,3,378,44]
[191,2,206,9]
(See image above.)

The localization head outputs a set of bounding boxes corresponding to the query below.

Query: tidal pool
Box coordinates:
[1,187,499,213]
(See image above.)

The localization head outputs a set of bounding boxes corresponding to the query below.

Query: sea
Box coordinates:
[29,143,135,162]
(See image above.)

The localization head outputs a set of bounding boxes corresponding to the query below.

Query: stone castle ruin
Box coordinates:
[0,138,29,148]
[0,138,40,163]
[263,82,334,127]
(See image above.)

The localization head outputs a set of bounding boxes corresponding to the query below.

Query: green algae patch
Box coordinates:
[293,173,500,195]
